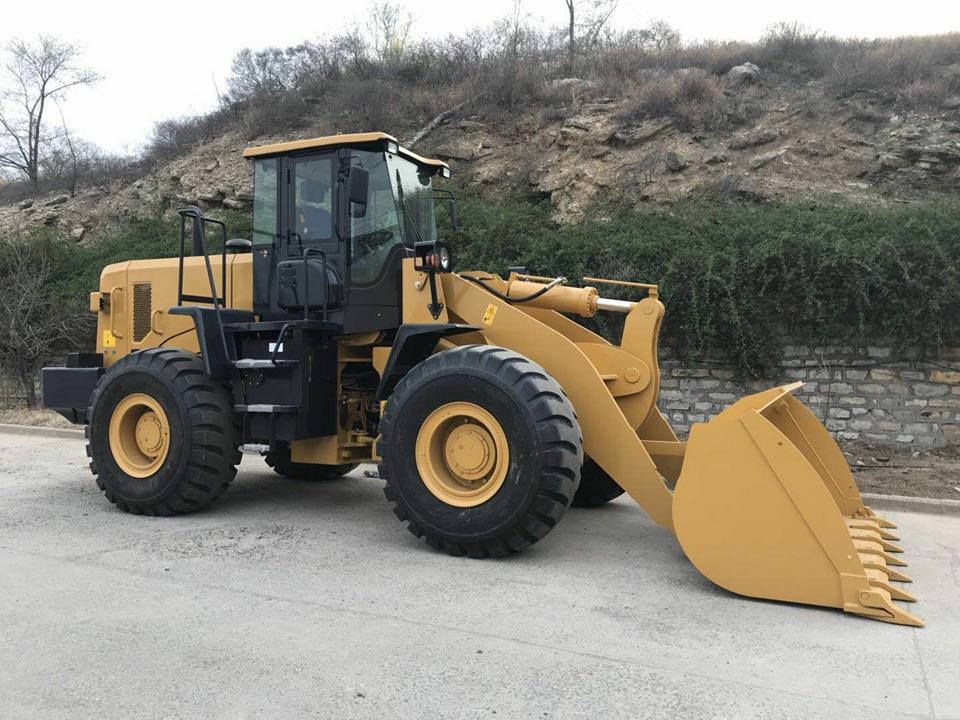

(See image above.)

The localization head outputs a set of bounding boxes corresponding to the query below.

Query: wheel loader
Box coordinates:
[41,132,921,626]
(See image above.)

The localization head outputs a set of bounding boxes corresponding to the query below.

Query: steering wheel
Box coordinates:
[356,229,394,257]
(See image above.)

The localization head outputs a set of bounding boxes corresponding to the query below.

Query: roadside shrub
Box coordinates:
[619,69,730,131]
[452,195,960,376]
[239,92,312,139]
[758,22,826,75]
[147,109,236,164]
[824,35,960,101]
[471,57,548,111]
[901,77,955,108]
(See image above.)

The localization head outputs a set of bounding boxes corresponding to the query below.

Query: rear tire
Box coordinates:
[379,345,582,558]
[86,348,240,515]
[572,458,625,507]
[264,443,358,481]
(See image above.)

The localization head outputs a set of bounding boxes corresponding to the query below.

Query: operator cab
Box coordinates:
[243,132,451,334]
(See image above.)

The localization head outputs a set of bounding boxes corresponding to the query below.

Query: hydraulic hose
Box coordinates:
[458,274,565,303]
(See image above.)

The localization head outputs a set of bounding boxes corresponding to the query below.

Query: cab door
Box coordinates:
[342,149,405,333]
[271,150,345,317]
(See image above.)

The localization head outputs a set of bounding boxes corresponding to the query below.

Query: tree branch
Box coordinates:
[405,102,467,149]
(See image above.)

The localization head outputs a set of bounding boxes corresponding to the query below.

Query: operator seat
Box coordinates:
[298,181,332,239]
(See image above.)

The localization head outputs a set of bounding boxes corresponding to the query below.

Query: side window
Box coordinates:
[293,156,334,244]
[350,152,402,285]
[252,158,278,247]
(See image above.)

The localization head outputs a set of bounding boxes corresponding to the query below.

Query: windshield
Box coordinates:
[350,152,437,285]
[388,154,436,247]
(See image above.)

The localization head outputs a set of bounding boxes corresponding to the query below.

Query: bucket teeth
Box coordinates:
[862,507,897,529]
[865,569,917,602]
[878,538,904,553]
[883,583,918,603]
[883,566,913,583]
[848,528,904,553]
[848,518,901,541]
[860,559,913,583]
[851,588,924,627]
[854,539,908,566]
[847,520,921,625]
[845,518,900,541]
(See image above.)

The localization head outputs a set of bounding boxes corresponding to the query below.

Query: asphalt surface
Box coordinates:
[1,430,958,720]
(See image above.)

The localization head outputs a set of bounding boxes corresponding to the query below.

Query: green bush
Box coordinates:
[16,199,960,380]
[449,196,960,376]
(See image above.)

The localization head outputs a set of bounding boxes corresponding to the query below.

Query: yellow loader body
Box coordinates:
[82,236,920,627]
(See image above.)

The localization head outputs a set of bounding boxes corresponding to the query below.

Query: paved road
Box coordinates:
[0,430,958,720]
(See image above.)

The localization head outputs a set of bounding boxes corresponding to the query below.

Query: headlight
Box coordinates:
[438,245,452,271]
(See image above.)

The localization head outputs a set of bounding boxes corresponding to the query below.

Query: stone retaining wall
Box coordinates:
[657,345,960,447]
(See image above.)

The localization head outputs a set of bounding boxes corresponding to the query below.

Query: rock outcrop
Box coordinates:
[2,74,959,237]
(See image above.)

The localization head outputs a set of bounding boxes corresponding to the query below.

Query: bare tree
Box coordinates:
[642,19,681,54]
[500,0,532,60]
[580,1,620,49]
[562,0,619,74]
[564,0,576,73]
[0,242,85,408]
[227,47,297,100]
[55,102,79,196]
[371,2,413,63]
[0,36,99,189]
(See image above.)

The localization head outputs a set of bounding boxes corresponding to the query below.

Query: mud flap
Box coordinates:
[672,383,922,627]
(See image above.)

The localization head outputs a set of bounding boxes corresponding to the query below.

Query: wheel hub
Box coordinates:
[444,423,496,482]
[415,401,509,507]
[135,412,165,455]
[109,393,170,479]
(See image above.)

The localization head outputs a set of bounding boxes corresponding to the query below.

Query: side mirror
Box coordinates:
[348,166,369,217]
[433,190,458,233]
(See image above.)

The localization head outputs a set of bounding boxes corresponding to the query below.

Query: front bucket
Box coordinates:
[672,383,922,627]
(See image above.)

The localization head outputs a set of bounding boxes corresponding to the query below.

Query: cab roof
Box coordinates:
[242,132,451,176]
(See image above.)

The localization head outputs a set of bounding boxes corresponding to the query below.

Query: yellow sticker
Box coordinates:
[482,303,497,326]
[102,329,116,348]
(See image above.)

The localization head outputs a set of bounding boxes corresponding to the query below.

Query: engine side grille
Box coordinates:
[132,282,152,342]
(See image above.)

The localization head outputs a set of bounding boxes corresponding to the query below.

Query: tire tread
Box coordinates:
[86,348,240,515]
[379,344,582,558]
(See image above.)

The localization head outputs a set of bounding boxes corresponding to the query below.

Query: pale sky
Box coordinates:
[1,0,957,155]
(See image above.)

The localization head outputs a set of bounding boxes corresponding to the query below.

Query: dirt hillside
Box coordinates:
[1,63,958,242]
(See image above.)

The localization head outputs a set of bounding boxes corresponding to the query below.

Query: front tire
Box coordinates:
[86,348,240,515]
[379,345,582,558]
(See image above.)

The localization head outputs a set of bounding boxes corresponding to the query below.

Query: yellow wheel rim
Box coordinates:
[108,393,170,478]
[415,401,509,508]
